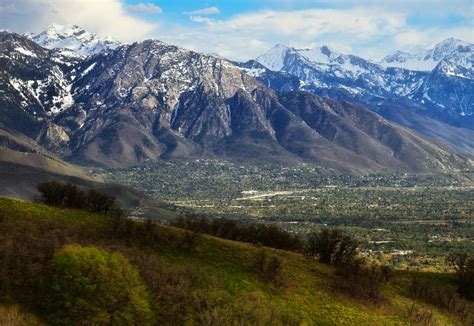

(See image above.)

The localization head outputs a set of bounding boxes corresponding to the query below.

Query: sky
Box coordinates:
[0,0,473,61]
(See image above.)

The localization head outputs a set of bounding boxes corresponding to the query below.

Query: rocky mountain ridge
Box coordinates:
[253,39,474,129]
[0,28,470,173]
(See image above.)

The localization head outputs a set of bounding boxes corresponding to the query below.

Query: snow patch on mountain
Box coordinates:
[14,46,37,57]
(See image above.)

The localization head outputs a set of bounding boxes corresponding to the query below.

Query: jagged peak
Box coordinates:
[433,37,472,49]
[256,44,293,71]
[30,23,120,56]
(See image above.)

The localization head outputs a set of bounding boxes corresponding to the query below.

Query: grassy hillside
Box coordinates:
[0,197,471,325]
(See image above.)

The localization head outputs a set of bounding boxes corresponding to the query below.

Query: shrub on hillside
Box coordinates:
[0,220,66,305]
[45,245,152,325]
[447,252,474,300]
[405,304,433,325]
[304,228,358,267]
[409,277,473,323]
[254,250,285,288]
[190,291,300,326]
[179,230,201,251]
[127,253,198,325]
[333,262,392,302]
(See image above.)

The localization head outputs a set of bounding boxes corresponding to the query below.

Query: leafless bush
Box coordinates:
[333,262,392,303]
[179,230,200,251]
[254,250,285,288]
[304,228,358,267]
[405,303,433,325]
[127,253,198,325]
[409,277,473,323]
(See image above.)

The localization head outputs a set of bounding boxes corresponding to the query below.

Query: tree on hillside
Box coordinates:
[45,245,152,325]
[304,228,358,266]
[36,181,122,216]
[87,188,117,215]
[447,253,474,300]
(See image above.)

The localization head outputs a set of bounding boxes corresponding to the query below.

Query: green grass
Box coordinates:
[0,197,471,325]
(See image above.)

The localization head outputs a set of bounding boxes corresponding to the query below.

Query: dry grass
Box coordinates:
[0,305,43,326]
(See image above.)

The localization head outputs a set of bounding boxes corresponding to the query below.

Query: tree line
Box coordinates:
[36,181,122,216]
[171,216,302,251]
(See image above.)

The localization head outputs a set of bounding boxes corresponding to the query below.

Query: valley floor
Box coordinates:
[95,160,474,271]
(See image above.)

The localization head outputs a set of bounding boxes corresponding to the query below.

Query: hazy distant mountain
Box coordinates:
[0,29,468,173]
[380,38,474,71]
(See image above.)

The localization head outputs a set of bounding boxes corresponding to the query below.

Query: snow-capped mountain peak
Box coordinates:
[297,45,340,63]
[256,44,344,71]
[380,38,473,71]
[28,24,121,56]
[256,44,292,71]
[381,50,413,64]
[430,38,471,59]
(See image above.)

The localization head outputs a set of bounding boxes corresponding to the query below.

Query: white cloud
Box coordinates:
[158,8,408,60]
[184,7,220,15]
[393,27,474,52]
[128,2,162,14]
[157,7,473,61]
[0,0,157,42]
[1,1,471,61]
[190,16,218,25]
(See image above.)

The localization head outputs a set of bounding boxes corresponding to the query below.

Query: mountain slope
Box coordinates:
[377,104,474,156]
[0,31,76,152]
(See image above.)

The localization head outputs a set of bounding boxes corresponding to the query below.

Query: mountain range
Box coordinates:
[0,24,472,175]
[252,39,473,128]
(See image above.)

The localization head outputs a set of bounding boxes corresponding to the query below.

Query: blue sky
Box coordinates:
[1,0,473,60]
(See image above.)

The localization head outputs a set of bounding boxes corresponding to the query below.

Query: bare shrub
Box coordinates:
[190,291,300,326]
[0,220,69,305]
[405,303,433,325]
[304,228,358,267]
[409,277,473,323]
[254,250,285,289]
[179,230,200,251]
[333,262,392,303]
[127,253,198,325]
[0,305,43,326]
